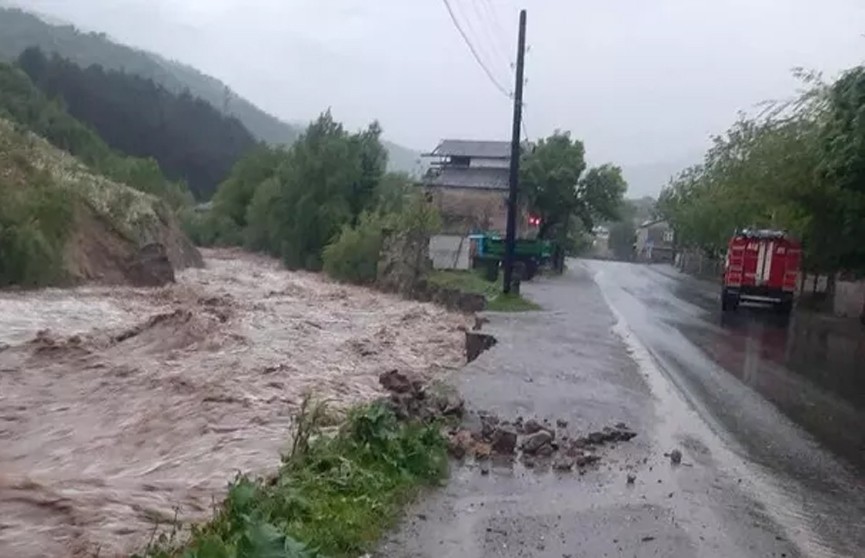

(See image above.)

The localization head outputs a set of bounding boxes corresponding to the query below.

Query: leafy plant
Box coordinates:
[134,402,447,558]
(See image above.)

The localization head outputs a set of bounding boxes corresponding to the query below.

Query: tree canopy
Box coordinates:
[190,112,413,272]
[657,67,865,274]
[520,131,627,243]
[0,58,190,208]
[18,47,258,200]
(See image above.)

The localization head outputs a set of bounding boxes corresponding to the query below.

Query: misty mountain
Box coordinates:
[0,7,419,173]
[620,154,702,198]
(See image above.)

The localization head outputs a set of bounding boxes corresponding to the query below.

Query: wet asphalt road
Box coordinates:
[378,261,865,558]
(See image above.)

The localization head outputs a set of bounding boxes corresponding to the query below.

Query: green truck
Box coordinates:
[470,233,553,280]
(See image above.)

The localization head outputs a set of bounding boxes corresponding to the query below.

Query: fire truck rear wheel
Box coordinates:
[721,289,739,312]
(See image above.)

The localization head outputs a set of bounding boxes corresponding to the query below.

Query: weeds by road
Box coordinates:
[430,270,541,312]
[134,399,448,558]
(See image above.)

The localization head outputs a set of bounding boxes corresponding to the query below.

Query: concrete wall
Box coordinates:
[834,278,865,318]
[429,235,472,270]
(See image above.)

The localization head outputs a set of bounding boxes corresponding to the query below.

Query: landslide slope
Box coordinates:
[0,117,202,286]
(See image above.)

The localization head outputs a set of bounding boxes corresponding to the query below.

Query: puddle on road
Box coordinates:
[0,249,468,557]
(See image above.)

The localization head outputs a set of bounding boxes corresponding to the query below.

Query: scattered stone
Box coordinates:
[626,473,637,485]
[480,462,490,475]
[556,418,568,428]
[379,369,416,394]
[474,442,492,460]
[434,391,465,417]
[575,453,601,467]
[491,427,518,455]
[553,457,574,471]
[641,536,656,543]
[670,449,683,465]
[479,412,500,440]
[523,418,544,435]
[536,443,555,457]
[521,430,553,454]
[616,422,628,429]
[587,431,606,444]
[447,430,472,459]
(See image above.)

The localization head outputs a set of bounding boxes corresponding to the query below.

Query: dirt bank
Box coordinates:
[0,249,468,557]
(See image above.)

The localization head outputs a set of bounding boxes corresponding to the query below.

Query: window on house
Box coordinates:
[663,230,674,243]
[449,155,470,167]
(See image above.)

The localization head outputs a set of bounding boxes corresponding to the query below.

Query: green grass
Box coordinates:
[487,293,541,312]
[134,401,448,558]
[429,270,541,312]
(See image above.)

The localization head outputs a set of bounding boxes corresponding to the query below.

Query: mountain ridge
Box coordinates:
[0,6,420,173]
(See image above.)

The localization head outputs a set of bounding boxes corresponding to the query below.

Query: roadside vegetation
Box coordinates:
[430,270,541,312]
[135,400,448,558]
[657,67,865,281]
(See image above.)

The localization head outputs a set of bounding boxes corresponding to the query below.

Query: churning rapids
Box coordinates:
[0,249,468,557]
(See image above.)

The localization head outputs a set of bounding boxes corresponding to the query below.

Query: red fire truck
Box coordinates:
[721,229,801,314]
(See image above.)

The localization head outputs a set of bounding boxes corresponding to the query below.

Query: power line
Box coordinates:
[478,0,514,67]
[441,0,512,99]
[470,0,513,73]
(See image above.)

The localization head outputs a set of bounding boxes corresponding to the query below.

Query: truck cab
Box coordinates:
[721,229,801,315]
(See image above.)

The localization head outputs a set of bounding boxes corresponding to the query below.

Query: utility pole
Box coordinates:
[503,9,527,295]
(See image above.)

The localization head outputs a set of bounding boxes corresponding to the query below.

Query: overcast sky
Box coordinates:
[16,0,865,195]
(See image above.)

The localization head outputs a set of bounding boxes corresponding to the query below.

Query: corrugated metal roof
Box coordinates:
[422,167,509,190]
[432,139,511,159]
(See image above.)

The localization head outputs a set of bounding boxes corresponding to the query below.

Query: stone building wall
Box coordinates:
[426,187,526,236]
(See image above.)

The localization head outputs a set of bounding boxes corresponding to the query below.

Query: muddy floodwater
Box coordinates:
[0,249,468,557]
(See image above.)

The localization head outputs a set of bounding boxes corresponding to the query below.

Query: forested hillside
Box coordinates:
[0,59,191,207]
[0,7,420,173]
[18,47,257,199]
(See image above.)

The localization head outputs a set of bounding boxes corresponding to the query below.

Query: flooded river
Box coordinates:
[0,249,468,557]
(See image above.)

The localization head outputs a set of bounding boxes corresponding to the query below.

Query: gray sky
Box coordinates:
[18,0,865,195]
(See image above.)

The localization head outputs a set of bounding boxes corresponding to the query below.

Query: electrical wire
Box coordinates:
[441,0,513,99]
[470,0,513,73]
[478,0,514,67]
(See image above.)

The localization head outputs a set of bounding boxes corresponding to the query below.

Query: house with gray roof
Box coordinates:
[421,139,525,236]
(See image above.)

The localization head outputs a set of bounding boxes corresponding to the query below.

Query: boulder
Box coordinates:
[490,427,518,455]
[521,430,553,454]
[379,369,417,394]
[124,243,175,287]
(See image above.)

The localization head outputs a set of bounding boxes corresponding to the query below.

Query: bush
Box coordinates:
[0,169,73,287]
[322,212,385,284]
[134,402,447,558]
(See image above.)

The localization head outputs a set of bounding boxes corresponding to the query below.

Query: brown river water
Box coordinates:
[0,249,468,557]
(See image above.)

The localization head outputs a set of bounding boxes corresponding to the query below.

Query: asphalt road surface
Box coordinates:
[378,260,865,558]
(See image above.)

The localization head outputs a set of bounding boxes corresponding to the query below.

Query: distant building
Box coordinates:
[635,219,674,263]
[590,225,613,259]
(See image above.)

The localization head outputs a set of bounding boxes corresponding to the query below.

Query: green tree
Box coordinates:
[520,131,586,240]
[817,66,865,273]
[520,132,627,249]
